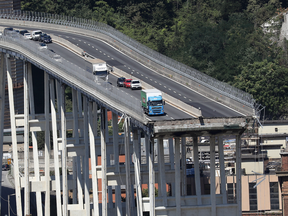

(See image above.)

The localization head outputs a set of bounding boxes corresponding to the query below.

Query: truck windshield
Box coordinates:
[150,100,163,106]
[94,71,108,76]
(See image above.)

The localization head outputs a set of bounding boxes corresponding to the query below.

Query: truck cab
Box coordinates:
[141,89,165,115]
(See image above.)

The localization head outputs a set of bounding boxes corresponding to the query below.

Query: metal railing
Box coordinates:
[0,32,145,122]
[0,9,255,108]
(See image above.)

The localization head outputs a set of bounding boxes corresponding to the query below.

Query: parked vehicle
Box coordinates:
[141,89,165,115]
[23,33,32,40]
[117,77,126,87]
[3,27,13,36]
[31,30,42,41]
[124,79,132,88]
[85,58,109,82]
[19,30,29,36]
[131,80,142,90]
[2,164,10,171]
[38,42,47,50]
[39,33,52,43]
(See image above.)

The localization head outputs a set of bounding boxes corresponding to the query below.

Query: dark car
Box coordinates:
[39,33,52,43]
[3,27,13,36]
[117,77,126,87]
[19,29,29,36]
[2,164,10,171]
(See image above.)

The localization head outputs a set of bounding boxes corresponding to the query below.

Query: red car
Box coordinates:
[124,79,132,88]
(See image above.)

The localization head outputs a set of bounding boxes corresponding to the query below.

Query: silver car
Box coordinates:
[131,80,142,90]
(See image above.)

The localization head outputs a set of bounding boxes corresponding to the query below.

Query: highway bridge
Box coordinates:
[0,10,255,216]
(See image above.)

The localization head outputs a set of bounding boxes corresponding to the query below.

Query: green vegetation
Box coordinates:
[22,0,288,119]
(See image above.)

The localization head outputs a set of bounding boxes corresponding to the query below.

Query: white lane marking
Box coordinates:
[78,40,81,41]
[108,56,110,58]
[84,41,86,43]
[159,83,162,85]
[132,70,135,71]
[137,72,139,74]
[150,79,153,81]
[155,81,157,83]
[164,86,167,88]
[96,48,98,50]
[173,91,176,93]
[66,36,69,38]
[128,67,130,69]
[104,53,106,55]
[141,74,143,76]
[146,77,148,79]
[88,44,90,46]
[100,51,102,53]
[184,96,186,99]
[170,117,174,119]
[92,46,94,48]
[124,65,126,67]
[111,58,114,60]
[179,94,181,96]
[72,38,75,40]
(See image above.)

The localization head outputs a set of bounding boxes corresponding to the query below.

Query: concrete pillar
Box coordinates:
[218,136,227,204]
[148,134,155,216]
[125,117,132,216]
[158,138,167,206]
[133,128,143,216]
[89,101,99,215]
[101,107,108,216]
[77,156,84,207]
[50,78,62,216]
[72,157,77,204]
[210,136,216,216]
[181,138,187,196]
[175,138,181,215]
[112,112,119,172]
[83,96,90,215]
[6,55,22,216]
[108,186,113,209]
[28,66,43,216]
[193,136,202,205]
[44,72,50,216]
[169,138,174,170]
[236,135,242,216]
[115,185,123,216]
[61,83,68,216]
[78,90,84,137]
[0,53,5,215]
[23,60,30,216]
[72,88,79,143]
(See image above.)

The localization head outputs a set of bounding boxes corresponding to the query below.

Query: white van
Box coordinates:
[31,30,42,41]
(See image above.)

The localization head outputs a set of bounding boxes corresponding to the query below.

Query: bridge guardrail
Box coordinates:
[0,9,255,115]
[0,33,146,123]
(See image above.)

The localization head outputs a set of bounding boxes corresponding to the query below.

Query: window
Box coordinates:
[270,182,279,210]
[249,183,257,211]
[227,183,236,203]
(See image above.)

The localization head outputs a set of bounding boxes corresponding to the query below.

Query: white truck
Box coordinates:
[31,30,42,41]
[85,58,109,82]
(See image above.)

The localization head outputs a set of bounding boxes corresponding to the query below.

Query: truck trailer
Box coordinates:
[141,89,165,115]
[85,58,109,82]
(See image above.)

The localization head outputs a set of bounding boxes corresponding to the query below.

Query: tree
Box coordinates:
[234,60,288,119]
